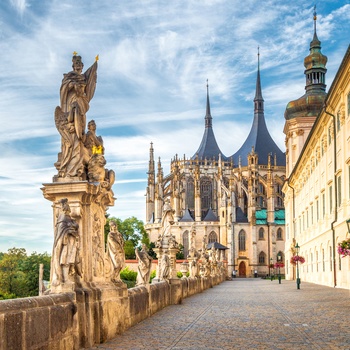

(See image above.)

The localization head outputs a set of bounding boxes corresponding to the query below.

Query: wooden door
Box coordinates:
[239,261,246,277]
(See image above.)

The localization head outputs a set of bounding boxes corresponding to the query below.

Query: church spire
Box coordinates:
[254,47,264,113]
[191,81,227,161]
[304,5,327,93]
[205,80,212,128]
[231,49,285,167]
[147,142,155,185]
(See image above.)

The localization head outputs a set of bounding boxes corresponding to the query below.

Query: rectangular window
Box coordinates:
[311,205,313,225]
[322,193,325,217]
[322,249,325,272]
[328,126,332,145]
[329,185,333,214]
[336,112,341,132]
[316,200,319,221]
[329,247,332,272]
[337,176,342,207]
[306,209,309,228]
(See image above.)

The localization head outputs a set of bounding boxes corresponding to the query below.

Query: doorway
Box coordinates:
[239,261,246,277]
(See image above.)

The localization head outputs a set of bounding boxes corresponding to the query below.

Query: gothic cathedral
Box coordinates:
[145,52,286,278]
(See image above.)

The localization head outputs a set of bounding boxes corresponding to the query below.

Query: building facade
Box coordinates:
[145,57,286,278]
[283,11,350,288]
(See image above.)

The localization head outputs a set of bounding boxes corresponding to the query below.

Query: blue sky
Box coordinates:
[0,0,349,254]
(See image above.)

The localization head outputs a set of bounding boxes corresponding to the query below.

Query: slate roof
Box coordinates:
[207,242,229,250]
[203,207,219,222]
[179,209,194,222]
[231,59,285,167]
[192,84,228,161]
[235,207,248,223]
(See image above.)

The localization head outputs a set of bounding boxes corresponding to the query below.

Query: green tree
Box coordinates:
[0,248,27,297]
[104,216,150,259]
[20,252,51,296]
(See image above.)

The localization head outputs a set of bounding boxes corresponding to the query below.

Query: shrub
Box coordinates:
[120,266,137,281]
[150,270,156,282]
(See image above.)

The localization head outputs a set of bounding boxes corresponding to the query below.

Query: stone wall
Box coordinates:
[0,274,226,350]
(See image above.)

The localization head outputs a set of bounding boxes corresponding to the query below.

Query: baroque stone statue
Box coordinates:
[135,244,153,286]
[159,252,170,280]
[107,220,125,283]
[54,53,98,179]
[52,198,82,287]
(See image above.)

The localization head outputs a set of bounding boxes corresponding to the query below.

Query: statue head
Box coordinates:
[109,220,117,232]
[72,54,84,73]
[88,120,96,131]
[59,198,70,214]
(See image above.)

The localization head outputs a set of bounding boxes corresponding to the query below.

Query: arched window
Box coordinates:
[277,228,283,240]
[183,230,189,259]
[258,228,264,240]
[258,251,266,264]
[277,251,284,262]
[200,177,213,216]
[238,230,246,251]
[186,177,195,211]
[208,231,217,243]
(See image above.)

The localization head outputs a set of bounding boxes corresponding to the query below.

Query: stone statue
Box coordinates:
[107,220,125,283]
[190,223,196,250]
[60,54,97,140]
[161,199,174,237]
[135,244,153,286]
[54,53,98,179]
[52,198,81,287]
[159,252,170,280]
[85,119,104,157]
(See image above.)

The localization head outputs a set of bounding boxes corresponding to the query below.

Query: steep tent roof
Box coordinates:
[203,207,219,222]
[192,83,228,161]
[231,51,285,167]
[179,209,194,222]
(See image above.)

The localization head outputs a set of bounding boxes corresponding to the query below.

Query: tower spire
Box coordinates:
[205,79,212,128]
[313,5,317,37]
[254,47,264,111]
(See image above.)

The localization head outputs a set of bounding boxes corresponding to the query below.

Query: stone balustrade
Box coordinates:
[0,273,226,350]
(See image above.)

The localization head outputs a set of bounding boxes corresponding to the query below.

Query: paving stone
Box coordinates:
[87,279,350,349]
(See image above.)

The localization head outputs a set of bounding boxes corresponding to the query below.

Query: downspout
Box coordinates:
[286,181,296,280]
[324,104,337,288]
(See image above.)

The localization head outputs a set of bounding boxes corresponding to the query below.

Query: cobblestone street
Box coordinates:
[89,279,350,350]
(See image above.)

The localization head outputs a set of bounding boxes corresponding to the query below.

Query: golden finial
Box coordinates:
[95,54,99,61]
[73,51,78,56]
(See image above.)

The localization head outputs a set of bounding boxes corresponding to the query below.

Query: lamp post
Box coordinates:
[295,243,300,289]
[277,255,282,284]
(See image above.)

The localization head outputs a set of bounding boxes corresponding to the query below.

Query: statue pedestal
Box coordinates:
[153,246,179,281]
[42,181,115,287]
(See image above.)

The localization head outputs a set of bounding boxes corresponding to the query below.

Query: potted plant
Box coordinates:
[290,255,305,265]
[337,238,350,258]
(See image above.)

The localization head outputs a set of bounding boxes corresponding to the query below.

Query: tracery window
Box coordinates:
[200,177,213,215]
[186,177,195,210]
[258,252,266,264]
[238,230,246,251]
[208,231,217,243]
[258,228,264,240]
[277,228,283,240]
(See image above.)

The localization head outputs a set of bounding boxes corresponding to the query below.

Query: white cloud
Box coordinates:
[0,0,348,253]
